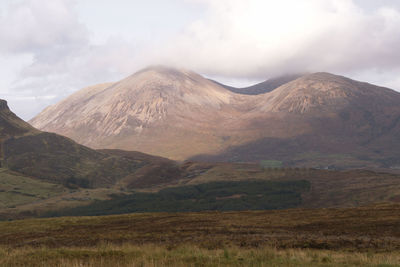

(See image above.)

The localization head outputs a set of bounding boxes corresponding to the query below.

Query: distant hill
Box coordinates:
[30,66,400,169]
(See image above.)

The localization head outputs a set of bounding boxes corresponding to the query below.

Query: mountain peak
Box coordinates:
[300,72,355,85]
[109,65,235,107]
[256,72,400,114]
[137,65,186,73]
[132,65,195,81]
[29,67,235,159]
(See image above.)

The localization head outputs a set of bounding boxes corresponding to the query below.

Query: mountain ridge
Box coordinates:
[212,73,304,95]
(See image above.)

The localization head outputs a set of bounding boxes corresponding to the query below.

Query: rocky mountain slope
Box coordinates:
[30,67,400,168]
[197,72,400,166]
[30,66,247,159]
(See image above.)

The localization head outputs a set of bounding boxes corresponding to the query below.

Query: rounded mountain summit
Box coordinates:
[30,66,400,168]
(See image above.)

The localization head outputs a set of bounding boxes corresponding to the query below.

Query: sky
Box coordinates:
[1,0,400,120]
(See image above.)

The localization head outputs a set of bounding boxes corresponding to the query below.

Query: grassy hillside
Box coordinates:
[2,203,400,266]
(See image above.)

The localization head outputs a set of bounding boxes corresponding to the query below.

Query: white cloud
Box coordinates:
[0,0,142,84]
[0,0,88,54]
[160,0,400,81]
[0,0,142,119]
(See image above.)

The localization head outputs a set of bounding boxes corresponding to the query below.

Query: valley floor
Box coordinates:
[1,203,400,266]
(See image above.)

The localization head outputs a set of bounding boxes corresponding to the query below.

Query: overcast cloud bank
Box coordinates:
[0,0,400,119]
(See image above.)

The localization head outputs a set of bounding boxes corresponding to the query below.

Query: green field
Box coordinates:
[44,180,310,217]
[260,160,283,168]
[0,168,64,209]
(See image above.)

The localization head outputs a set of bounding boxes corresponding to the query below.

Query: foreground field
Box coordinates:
[1,203,400,266]
[2,244,400,266]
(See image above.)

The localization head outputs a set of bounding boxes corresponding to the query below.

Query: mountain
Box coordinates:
[30,66,246,160]
[30,67,400,168]
[193,73,400,167]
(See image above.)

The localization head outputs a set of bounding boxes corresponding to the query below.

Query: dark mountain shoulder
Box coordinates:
[97,149,184,189]
[0,99,183,189]
[2,132,145,188]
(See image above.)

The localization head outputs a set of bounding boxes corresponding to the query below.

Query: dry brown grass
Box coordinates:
[2,204,400,266]
[1,244,400,267]
[2,203,400,251]
[1,244,400,266]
